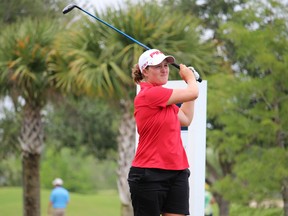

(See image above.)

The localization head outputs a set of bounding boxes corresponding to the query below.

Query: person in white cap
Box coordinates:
[128,49,199,216]
[48,178,70,216]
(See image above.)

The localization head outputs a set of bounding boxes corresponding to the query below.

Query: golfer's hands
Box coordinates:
[188,66,201,81]
[179,64,197,83]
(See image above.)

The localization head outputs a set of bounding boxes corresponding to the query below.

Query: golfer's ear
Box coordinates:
[142,68,149,76]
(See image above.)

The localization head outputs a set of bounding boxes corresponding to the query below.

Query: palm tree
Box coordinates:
[0,18,62,216]
[55,1,216,215]
[50,11,136,215]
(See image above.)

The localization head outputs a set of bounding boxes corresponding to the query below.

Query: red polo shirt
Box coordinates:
[132,82,189,170]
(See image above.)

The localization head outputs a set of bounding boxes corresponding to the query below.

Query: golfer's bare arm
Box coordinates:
[167,64,199,126]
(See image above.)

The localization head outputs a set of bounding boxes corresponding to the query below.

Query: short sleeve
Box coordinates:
[144,86,173,108]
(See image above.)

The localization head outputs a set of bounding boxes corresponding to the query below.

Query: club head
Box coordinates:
[62,4,78,14]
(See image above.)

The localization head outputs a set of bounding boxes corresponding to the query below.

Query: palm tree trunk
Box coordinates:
[19,104,44,216]
[282,178,288,216]
[117,99,135,216]
[22,153,41,216]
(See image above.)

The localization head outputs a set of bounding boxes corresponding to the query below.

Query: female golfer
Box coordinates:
[128,49,199,216]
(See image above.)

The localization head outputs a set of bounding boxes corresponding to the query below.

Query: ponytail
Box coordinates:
[131,63,143,84]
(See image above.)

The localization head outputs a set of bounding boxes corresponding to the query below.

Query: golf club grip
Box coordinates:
[171,63,202,82]
[171,63,180,69]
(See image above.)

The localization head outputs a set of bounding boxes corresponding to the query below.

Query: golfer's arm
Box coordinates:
[178,101,195,126]
[167,79,198,126]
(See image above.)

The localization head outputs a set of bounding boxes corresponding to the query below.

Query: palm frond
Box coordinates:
[0,17,62,102]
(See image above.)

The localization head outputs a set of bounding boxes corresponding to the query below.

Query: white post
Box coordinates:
[136,80,207,216]
[187,81,207,216]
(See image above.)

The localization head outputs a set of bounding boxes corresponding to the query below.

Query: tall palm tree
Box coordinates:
[51,15,136,216]
[55,1,216,215]
[0,18,62,216]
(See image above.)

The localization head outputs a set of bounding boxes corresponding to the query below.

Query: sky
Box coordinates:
[76,0,140,12]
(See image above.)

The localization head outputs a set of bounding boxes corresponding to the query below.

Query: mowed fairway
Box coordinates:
[0,187,121,216]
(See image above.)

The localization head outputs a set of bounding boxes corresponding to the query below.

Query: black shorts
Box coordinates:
[128,167,190,216]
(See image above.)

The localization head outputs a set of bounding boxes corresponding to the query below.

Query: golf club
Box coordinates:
[63,4,202,82]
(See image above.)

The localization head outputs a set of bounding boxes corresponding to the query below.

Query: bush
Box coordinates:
[41,147,117,193]
[0,155,22,186]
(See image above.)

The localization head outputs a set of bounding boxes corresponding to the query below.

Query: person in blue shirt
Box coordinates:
[48,178,70,216]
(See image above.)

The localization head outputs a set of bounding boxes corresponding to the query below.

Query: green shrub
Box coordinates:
[41,147,117,193]
[0,156,21,186]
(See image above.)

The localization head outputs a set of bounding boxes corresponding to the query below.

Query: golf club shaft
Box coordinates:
[63,4,202,82]
[63,4,150,50]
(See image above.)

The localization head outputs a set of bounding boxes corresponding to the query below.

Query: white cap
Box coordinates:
[138,49,175,73]
[52,178,63,186]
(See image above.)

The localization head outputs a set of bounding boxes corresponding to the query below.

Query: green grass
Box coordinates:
[0,187,121,216]
[1,187,283,216]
